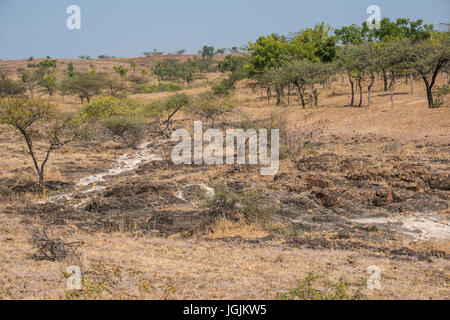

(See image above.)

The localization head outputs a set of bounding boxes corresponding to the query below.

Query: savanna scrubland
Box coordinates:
[0,18,449,300]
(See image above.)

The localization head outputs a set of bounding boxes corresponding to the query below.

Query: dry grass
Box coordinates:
[200,217,269,239]
[0,214,448,300]
[0,59,449,300]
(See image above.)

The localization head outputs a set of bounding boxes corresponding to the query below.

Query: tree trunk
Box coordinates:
[382,69,388,91]
[358,77,363,107]
[349,78,354,106]
[295,82,306,109]
[410,73,414,94]
[390,71,395,109]
[313,89,318,106]
[312,84,318,106]
[287,85,290,105]
[367,74,375,108]
[275,86,281,105]
[426,85,434,108]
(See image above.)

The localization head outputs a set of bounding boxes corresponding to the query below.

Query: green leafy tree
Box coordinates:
[290,23,337,62]
[402,35,450,108]
[113,65,129,78]
[201,45,215,58]
[60,71,106,103]
[0,98,85,191]
[151,59,164,84]
[188,92,234,128]
[103,74,127,97]
[17,68,41,98]
[65,62,76,78]
[163,93,191,127]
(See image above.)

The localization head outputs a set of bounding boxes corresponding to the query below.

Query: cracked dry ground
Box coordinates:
[0,129,448,299]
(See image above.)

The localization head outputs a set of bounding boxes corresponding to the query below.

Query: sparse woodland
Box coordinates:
[0,17,449,300]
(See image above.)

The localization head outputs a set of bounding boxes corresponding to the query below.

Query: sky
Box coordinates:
[0,0,449,60]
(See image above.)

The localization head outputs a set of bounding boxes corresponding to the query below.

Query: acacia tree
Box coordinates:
[200,45,215,58]
[151,59,164,84]
[402,35,450,108]
[113,66,129,78]
[309,62,333,106]
[285,60,313,108]
[264,67,289,105]
[37,59,58,97]
[60,71,106,103]
[0,98,85,192]
[337,45,360,106]
[188,92,234,128]
[163,93,191,128]
[17,68,41,98]
[103,74,127,97]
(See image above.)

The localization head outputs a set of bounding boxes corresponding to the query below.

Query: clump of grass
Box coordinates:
[197,183,275,224]
[277,272,365,300]
[102,115,144,148]
[64,265,176,300]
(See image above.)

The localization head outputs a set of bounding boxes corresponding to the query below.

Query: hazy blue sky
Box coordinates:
[0,0,449,59]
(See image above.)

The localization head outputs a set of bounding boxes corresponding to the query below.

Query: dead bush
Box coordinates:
[29,229,84,261]
[283,121,326,168]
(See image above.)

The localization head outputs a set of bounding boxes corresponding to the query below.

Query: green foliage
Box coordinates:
[17,68,42,97]
[65,62,76,78]
[165,93,191,112]
[81,96,139,120]
[127,75,148,84]
[59,71,106,102]
[113,66,129,78]
[143,49,164,57]
[290,23,337,62]
[40,73,57,96]
[211,80,234,96]
[187,92,235,127]
[335,24,365,45]
[131,83,181,94]
[103,74,128,97]
[200,45,215,58]
[141,100,165,119]
[366,18,434,42]
[0,98,84,190]
[102,116,144,148]
[247,33,290,75]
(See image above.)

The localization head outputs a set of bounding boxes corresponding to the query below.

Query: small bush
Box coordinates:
[102,116,144,148]
[277,272,364,300]
[131,83,181,94]
[30,229,83,261]
[81,96,139,120]
[127,76,148,84]
[211,79,234,96]
[198,183,274,223]
[140,100,165,120]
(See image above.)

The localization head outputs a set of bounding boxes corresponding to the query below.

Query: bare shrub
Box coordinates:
[30,229,84,261]
[283,121,326,168]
